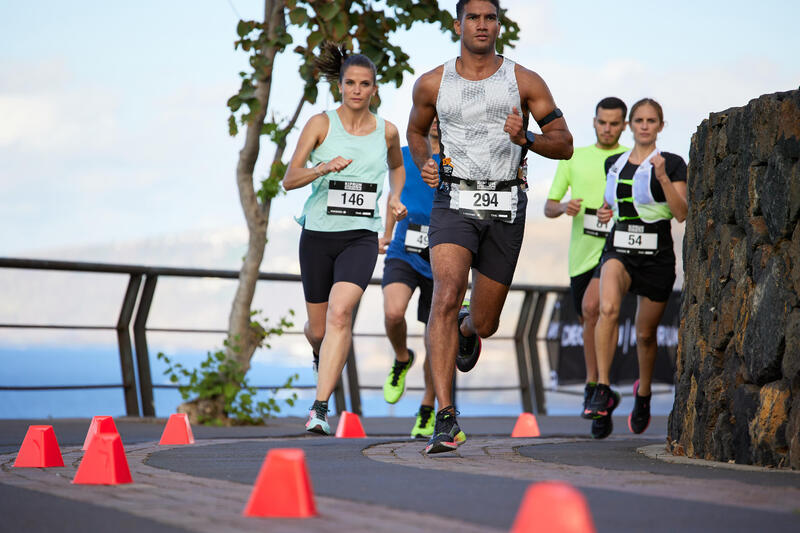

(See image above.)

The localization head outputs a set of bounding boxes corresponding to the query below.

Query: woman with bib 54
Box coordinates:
[584,98,687,438]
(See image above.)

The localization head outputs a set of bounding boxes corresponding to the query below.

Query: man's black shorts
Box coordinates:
[600,249,676,303]
[428,207,525,286]
[382,258,433,324]
[569,264,601,318]
[299,228,378,304]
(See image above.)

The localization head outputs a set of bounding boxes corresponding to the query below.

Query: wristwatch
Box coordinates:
[523,131,535,150]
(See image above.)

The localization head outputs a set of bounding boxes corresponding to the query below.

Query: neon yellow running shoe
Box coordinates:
[383,349,415,404]
[410,405,435,438]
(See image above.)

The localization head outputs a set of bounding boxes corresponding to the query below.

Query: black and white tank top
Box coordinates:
[434,56,526,222]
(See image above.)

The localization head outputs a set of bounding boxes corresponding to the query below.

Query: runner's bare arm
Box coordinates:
[386,121,408,221]
[544,198,583,218]
[407,68,443,187]
[282,113,351,190]
[514,65,573,160]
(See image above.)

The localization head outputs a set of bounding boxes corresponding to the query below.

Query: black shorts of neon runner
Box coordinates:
[569,263,601,318]
[381,258,433,324]
[299,228,378,304]
[428,207,525,286]
[600,248,676,303]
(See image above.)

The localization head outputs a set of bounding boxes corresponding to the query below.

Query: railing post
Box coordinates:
[345,302,362,416]
[525,291,549,415]
[133,274,158,416]
[514,290,535,413]
[116,274,142,416]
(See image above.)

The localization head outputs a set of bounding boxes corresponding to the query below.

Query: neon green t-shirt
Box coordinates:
[547,143,629,277]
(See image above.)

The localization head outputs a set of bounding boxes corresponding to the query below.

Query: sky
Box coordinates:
[1,0,798,256]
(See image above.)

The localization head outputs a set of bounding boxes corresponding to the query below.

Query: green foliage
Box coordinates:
[226,1,521,197]
[156,309,298,425]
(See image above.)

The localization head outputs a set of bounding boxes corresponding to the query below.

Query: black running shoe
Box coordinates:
[424,406,467,454]
[628,380,652,434]
[591,389,620,439]
[456,303,481,373]
[584,383,618,419]
[581,382,597,419]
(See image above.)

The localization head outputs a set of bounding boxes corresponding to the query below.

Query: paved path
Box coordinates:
[1,416,798,532]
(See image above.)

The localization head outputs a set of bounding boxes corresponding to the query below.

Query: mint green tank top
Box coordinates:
[296,109,388,232]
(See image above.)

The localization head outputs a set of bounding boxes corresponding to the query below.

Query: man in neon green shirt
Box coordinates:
[544,97,628,438]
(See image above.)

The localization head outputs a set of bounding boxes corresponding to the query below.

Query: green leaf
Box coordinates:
[307,30,323,50]
[317,2,340,21]
[237,20,256,38]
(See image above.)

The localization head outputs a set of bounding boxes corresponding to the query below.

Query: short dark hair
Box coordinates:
[630,98,664,124]
[595,97,627,118]
[315,41,377,85]
[456,0,500,20]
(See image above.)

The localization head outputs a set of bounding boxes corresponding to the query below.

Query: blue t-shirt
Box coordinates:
[385,147,437,278]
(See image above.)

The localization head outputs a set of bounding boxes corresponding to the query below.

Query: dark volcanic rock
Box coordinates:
[670,89,800,469]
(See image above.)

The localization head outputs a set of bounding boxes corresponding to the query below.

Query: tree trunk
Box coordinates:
[227,0,286,372]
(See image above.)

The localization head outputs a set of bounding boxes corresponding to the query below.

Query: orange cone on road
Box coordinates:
[73,433,133,485]
[82,416,119,450]
[159,413,195,445]
[335,411,366,438]
[511,413,540,437]
[243,448,316,518]
[13,425,65,468]
[511,481,596,533]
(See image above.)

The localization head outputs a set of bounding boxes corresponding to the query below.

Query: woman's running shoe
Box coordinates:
[305,400,331,435]
[591,389,620,439]
[456,302,481,372]
[628,380,652,434]
[383,349,415,404]
[411,405,435,438]
[424,406,467,454]
[584,383,619,419]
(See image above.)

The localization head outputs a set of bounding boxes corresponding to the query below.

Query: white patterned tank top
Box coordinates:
[434,56,526,222]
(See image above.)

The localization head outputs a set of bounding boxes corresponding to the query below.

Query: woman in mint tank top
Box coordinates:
[282,42,407,436]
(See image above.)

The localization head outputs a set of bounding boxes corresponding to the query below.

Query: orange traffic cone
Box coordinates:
[82,416,119,450]
[511,413,541,437]
[243,448,316,518]
[335,411,366,438]
[511,481,596,533]
[159,413,195,445]
[13,425,65,468]
[73,433,133,485]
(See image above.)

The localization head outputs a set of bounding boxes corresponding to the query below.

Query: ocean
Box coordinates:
[0,341,676,421]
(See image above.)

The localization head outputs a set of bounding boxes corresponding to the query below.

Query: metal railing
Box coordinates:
[0,257,566,417]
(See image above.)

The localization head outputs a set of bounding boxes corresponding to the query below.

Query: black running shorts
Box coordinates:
[381,258,433,324]
[600,249,676,303]
[299,229,378,304]
[569,263,601,318]
[428,207,525,286]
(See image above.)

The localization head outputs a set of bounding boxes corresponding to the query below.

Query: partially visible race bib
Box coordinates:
[404,223,429,253]
[327,180,377,217]
[457,181,513,221]
[613,223,658,255]
[583,208,612,237]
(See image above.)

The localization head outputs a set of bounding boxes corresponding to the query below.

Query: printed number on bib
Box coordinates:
[583,208,611,237]
[327,180,377,217]
[613,224,658,255]
[458,182,513,221]
[404,223,429,254]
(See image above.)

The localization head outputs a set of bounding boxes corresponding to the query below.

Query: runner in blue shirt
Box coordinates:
[379,119,440,438]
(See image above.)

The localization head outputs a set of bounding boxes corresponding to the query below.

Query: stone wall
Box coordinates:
[668,89,800,469]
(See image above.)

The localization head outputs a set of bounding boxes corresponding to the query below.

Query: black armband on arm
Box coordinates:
[536,107,563,128]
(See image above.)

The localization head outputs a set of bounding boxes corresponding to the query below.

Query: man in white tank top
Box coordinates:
[406,0,574,454]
